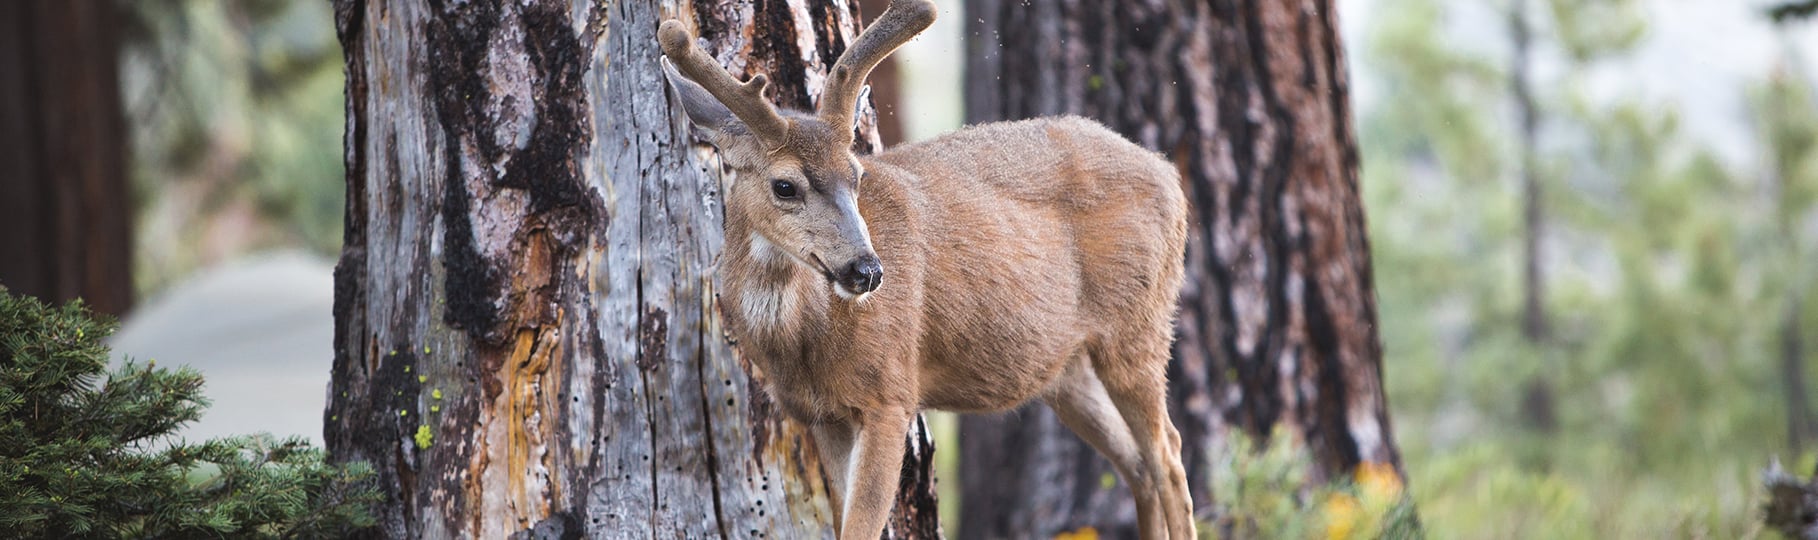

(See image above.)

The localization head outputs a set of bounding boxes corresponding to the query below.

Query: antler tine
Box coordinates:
[818,0,938,139]
[658,20,790,146]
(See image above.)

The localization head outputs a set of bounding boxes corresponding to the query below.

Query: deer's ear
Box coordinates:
[662,57,744,138]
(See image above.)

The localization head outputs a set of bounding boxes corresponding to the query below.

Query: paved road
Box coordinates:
[109,251,334,445]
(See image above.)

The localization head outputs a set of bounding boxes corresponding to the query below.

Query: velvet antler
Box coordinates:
[658,20,792,147]
[817,0,937,142]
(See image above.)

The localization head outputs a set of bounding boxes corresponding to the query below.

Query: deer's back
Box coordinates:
[867,116,1187,412]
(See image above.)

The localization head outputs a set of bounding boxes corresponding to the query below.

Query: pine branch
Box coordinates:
[0,289,379,538]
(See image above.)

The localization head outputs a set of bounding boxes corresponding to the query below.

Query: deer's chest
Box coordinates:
[724,284,853,423]
[746,335,864,425]
[734,285,798,335]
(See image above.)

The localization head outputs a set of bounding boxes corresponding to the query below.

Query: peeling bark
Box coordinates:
[325,0,936,537]
[960,1,1406,537]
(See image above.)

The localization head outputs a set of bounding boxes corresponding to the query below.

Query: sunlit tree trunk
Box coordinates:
[0,0,131,316]
[960,1,1407,536]
[324,0,938,537]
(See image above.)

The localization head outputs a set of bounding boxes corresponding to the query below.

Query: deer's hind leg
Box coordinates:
[1043,353,1151,529]
[1091,332,1195,540]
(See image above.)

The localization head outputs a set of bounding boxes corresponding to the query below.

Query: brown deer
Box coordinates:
[657,1,1192,538]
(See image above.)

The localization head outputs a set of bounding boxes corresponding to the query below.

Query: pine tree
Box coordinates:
[0,288,380,539]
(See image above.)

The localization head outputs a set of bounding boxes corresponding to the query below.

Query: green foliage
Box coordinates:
[1547,0,1646,60]
[1360,0,1818,537]
[1204,430,1418,540]
[0,289,379,539]
[1205,429,1317,540]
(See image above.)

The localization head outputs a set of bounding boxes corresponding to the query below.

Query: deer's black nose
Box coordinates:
[839,255,884,294]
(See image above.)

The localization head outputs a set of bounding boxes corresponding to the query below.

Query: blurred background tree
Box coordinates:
[121,0,343,294]
[0,0,133,317]
[1361,0,1818,536]
[1754,61,1818,457]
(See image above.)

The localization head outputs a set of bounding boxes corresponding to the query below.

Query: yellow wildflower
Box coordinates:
[1356,461,1404,506]
[1322,492,1361,540]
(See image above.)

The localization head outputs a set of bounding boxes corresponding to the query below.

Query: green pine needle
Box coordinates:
[0,288,380,538]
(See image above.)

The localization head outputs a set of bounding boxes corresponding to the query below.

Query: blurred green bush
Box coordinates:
[1202,429,1419,540]
[1361,0,1818,537]
[123,0,344,294]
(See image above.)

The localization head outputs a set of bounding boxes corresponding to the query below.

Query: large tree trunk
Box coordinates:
[0,0,132,317]
[324,1,937,538]
[959,1,1405,537]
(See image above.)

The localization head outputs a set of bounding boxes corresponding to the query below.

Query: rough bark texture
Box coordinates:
[959,1,1404,537]
[324,1,937,538]
[0,0,132,316]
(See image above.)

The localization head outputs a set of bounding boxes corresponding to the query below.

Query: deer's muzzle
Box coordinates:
[836,254,884,297]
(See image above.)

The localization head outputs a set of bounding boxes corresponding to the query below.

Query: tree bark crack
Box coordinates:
[694,309,731,540]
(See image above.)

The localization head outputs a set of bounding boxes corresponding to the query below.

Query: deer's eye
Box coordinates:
[770,179,799,199]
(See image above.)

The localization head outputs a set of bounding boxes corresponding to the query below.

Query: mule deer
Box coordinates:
[658,1,1192,537]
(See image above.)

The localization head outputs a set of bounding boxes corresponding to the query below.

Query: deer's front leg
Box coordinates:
[838,407,913,540]
[811,422,857,526]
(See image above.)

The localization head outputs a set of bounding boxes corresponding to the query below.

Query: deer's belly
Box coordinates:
[916,270,1085,413]
[918,331,1079,412]
[769,383,851,425]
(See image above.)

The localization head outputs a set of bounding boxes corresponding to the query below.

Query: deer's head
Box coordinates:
[659,0,935,300]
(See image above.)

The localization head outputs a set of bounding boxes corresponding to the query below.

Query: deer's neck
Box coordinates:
[724,228,862,423]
